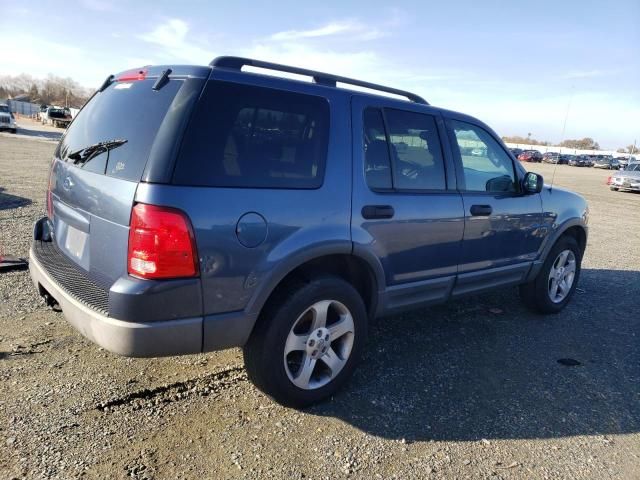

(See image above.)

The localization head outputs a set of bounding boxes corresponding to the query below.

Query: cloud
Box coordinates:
[138,19,213,64]
[270,20,384,42]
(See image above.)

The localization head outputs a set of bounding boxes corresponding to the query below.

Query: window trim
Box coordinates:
[362,106,450,194]
[446,118,522,195]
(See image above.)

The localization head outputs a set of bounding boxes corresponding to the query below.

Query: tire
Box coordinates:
[11,129,17,134]
[610,187,619,191]
[243,276,368,408]
[520,235,583,314]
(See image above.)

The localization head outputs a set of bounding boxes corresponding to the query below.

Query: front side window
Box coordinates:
[173,81,329,189]
[362,107,446,191]
[450,120,517,193]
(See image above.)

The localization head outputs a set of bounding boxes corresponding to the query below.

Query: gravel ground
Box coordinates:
[1,132,638,480]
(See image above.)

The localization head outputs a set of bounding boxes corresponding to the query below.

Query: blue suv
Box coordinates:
[30,57,588,407]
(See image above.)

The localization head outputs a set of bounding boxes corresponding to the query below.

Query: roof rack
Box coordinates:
[210,56,429,105]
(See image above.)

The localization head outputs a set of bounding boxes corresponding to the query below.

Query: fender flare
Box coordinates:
[244,241,386,320]
[526,218,588,281]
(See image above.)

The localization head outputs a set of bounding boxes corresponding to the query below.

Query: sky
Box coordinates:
[2,0,639,149]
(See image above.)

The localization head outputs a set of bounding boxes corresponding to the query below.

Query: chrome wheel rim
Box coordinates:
[283,300,355,390]
[548,249,576,303]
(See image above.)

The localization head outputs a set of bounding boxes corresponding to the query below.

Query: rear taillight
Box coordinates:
[127,204,198,279]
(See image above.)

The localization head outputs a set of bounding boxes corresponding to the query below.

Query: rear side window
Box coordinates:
[363,108,392,190]
[58,79,183,181]
[173,81,329,189]
[385,109,446,190]
[362,107,446,191]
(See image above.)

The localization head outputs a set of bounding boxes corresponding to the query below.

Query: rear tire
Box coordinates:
[520,236,582,314]
[243,276,367,408]
[610,187,618,191]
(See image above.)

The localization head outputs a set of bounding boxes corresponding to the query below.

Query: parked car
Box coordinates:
[0,103,18,134]
[619,156,638,169]
[542,152,560,164]
[593,156,620,169]
[510,148,523,158]
[517,150,543,162]
[29,57,589,407]
[42,106,73,128]
[559,154,574,164]
[610,163,640,192]
[569,155,590,167]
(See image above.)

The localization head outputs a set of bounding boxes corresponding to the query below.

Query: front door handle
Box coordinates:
[362,205,395,219]
[470,204,493,216]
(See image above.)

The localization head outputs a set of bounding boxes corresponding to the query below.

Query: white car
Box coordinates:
[0,104,18,133]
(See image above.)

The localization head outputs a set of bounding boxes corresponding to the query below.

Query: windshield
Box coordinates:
[57,78,183,181]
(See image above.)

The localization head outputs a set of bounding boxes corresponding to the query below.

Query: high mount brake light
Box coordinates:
[117,69,148,82]
[127,204,198,279]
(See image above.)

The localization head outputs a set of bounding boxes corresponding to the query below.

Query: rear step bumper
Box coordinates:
[29,249,203,357]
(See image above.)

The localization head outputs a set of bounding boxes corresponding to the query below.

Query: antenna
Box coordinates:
[550,86,574,191]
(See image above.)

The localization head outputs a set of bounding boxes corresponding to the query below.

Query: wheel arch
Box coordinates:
[245,246,385,327]
[527,219,588,282]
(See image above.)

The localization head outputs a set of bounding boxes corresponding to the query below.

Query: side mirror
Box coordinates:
[523,172,543,193]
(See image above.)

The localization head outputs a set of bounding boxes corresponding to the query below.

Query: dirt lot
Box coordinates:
[1,133,638,480]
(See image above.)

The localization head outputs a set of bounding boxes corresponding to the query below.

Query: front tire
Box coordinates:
[610,187,619,191]
[520,236,582,314]
[243,276,368,408]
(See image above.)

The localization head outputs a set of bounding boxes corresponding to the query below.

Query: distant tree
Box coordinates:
[502,135,550,146]
[0,73,91,108]
[559,138,600,150]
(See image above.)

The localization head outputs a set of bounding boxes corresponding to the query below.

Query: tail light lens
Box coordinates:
[127,204,198,279]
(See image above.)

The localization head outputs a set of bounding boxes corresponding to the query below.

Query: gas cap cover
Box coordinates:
[236,212,268,248]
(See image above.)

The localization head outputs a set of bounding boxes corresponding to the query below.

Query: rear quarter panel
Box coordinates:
[135,73,354,317]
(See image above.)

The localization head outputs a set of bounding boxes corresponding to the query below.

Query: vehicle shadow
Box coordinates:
[0,187,32,210]
[310,268,640,442]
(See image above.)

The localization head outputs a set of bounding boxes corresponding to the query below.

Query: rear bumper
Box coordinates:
[30,248,203,357]
[29,244,257,357]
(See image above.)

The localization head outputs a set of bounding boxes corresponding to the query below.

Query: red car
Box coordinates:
[518,150,543,162]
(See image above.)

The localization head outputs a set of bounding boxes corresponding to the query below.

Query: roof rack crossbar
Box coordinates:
[210,56,428,105]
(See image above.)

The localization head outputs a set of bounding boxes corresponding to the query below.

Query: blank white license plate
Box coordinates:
[65,226,88,259]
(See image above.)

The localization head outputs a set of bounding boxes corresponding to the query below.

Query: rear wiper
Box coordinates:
[67,139,128,166]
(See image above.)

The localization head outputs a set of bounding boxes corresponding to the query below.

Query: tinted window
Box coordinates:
[385,109,446,190]
[58,79,183,181]
[363,108,392,190]
[450,120,517,193]
[173,81,329,189]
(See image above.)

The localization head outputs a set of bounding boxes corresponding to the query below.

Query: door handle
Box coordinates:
[362,205,395,219]
[470,204,493,216]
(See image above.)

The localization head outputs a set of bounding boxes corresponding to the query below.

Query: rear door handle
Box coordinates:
[470,204,493,216]
[362,205,395,219]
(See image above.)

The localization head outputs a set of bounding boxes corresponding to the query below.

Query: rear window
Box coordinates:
[57,78,183,181]
[172,81,329,189]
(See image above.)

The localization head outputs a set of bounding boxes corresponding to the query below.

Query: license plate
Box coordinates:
[65,226,88,259]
